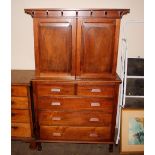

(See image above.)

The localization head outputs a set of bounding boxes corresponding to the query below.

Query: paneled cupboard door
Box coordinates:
[76,18,120,79]
[33,18,76,79]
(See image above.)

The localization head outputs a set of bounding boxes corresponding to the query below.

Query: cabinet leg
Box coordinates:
[37,142,42,151]
[109,144,113,152]
[29,141,37,150]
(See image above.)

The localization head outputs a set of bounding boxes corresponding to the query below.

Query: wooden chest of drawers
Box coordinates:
[11,70,34,140]
[32,78,121,147]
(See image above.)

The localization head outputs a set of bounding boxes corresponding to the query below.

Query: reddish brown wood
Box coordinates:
[25,9,130,19]
[39,126,111,141]
[11,97,29,109]
[76,18,117,79]
[11,123,31,138]
[38,110,112,126]
[11,70,35,143]
[33,18,76,78]
[12,8,130,150]
[36,84,75,96]
[37,97,114,111]
[11,109,30,123]
[11,85,28,97]
[77,84,115,97]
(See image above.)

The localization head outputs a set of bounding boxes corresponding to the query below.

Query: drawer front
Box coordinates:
[38,97,113,112]
[11,123,31,138]
[11,85,28,97]
[37,84,74,96]
[40,126,111,141]
[77,85,114,97]
[11,109,30,123]
[39,111,112,126]
[11,97,29,109]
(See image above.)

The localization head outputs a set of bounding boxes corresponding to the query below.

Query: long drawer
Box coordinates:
[37,84,75,96]
[11,109,30,123]
[38,97,114,111]
[11,123,31,138]
[38,111,112,126]
[11,97,29,109]
[77,85,114,97]
[40,126,111,141]
[11,85,28,97]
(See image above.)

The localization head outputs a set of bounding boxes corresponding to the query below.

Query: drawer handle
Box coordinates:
[89,117,99,122]
[91,89,101,93]
[11,126,18,129]
[51,102,61,106]
[11,113,16,117]
[52,117,61,121]
[52,132,62,137]
[89,133,98,137]
[11,101,15,105]
[51,88,61,92]
[90,102,100,107]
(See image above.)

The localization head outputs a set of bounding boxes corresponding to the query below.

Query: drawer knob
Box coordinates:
[11,126,18,129]
[11,101,15,105]
[89,133,98,137]
[91,88,101,93]
[51,102,61,106]
[89,117,99,122]
[51,88,61,92]
[11,113,16,117]
[52,132,62,137]
[52,117,61,121]
[90,102,100,107]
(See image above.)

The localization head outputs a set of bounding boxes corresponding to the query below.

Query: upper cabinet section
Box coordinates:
[25,9,129,79]
[33,18,76,79]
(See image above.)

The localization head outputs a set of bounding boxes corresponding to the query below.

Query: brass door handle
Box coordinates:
[90,102,100,107]
[52,132,62,137]
[51,88,61,92]
[51,102,61,106]
[89,117,99,122]
[91,88,101,93]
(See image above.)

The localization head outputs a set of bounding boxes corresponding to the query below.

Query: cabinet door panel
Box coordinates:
[77,18,120,79]
[34,18,76,78]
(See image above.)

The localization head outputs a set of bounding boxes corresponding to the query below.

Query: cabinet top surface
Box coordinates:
[11,70,121,84]
[25,8,130,18]
[11,70,35,85]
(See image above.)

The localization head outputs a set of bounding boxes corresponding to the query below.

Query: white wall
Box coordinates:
[11,0,144,70]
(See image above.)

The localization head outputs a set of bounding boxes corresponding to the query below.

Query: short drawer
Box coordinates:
[11,85,28,97]
[38,97,113,112]
[11,109,30,123]
[37,84,74,96]
[77,85,114,97]
[40,126,111,141]
[11,123,31,138]
[38,111,112,126]
[11,97,29,109]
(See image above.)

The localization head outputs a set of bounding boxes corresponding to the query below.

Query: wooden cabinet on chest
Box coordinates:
[23,8,129,151]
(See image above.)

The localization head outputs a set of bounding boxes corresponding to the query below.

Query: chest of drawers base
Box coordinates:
[32,79,121,152]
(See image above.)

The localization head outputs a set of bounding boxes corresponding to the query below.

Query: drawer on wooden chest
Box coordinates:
[11,85,28,97]
[11,123,31,138]
[77,85,114,97]
[11,97,29,109]
[11,109,30,123]
[40,126,111,141]
[38,110,112,126]
[38,97,114,111]
[36,84,74,96]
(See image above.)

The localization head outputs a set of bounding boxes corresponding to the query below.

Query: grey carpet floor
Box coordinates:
[12,141,119,155]
[11,141,143,155]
